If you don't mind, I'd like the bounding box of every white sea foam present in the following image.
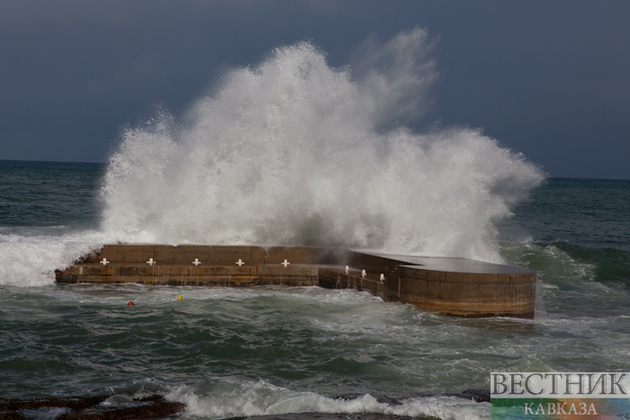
[1,28,543,287]
[167,378,489,420]
[0,230,110,286]
[100,28,543,263]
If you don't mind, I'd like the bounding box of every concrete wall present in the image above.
[57,245,536,318]
[78,244,341,266]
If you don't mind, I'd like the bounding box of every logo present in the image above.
[490,372,630,419]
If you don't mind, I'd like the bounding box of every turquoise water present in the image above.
[1,161,630,420]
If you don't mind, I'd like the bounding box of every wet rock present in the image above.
[0,412,29,420]
[0,389,488,420]
[454,389,490,403]
[0,395,183,420]
[224,414,437,420]
[57,401,184,420]
[0,396,107,411]
[332,389,490,405]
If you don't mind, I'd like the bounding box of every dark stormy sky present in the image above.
[1,1,629,179]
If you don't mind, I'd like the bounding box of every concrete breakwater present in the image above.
[55,245,536,318]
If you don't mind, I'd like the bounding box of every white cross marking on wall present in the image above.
[236,259,245,266]
[147,258,156,266]
[282,259,290,267]
[192,258,201,266]
[100,258,109,266]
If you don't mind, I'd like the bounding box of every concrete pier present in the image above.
[55,245,536,318]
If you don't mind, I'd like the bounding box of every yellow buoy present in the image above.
[176,295,183,301]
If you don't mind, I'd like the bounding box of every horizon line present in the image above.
[1,158,629,182]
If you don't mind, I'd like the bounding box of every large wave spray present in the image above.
[101,28,543,263]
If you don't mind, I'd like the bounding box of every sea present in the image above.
[2,33,630,420]
[2,166,630,420]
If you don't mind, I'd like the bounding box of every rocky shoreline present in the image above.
[226,414,430,420]
[0,390,489,420]
[0,394,184,420]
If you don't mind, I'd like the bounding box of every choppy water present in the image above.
[2,168,630,420]
[2,29,630,420]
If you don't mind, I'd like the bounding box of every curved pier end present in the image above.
[55,245,536,318]
[344,251,536,318]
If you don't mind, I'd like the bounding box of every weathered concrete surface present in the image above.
[56,245,536,318]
